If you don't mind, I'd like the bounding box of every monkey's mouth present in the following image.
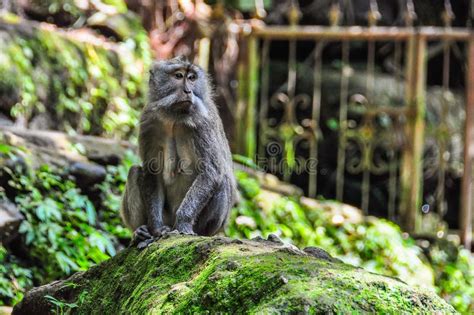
[173,101,193,114]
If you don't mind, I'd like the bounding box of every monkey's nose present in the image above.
[182,91,194,103]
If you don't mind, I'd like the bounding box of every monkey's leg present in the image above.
[174,173,219,235]
[121,166,153,245]
[195,178,232,236]
[141,171,171,237]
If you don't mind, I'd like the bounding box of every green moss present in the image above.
[16,236,456,314]
[227,171,435,289]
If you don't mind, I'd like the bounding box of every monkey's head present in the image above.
[148,56,213,126]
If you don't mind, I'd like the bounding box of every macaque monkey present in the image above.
[121,56,236,244]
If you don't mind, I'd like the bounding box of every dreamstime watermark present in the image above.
[142,141,318,176]
[255,141,318,175]
[143,153,208,175]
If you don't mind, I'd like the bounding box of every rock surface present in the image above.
[13,235,456,314]
[0,198,23,245]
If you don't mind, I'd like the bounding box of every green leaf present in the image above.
[85,200,97,225]
[0,144,13,154]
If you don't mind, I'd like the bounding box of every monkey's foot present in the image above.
[133,225,152,242]
[159,229,196,240]
[166,229,197,236]
[160,230,180,239]
[151,225,172,238]
[130,225,153,249]
[133,226,173,249]
[174,222,197,236]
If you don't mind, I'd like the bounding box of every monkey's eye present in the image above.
[188,73,197,81]
[175,72,184,79]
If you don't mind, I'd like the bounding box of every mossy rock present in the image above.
[13,235,456,314]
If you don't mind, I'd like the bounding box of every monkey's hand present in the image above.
[174,222,197,236]
[133,225,152,242]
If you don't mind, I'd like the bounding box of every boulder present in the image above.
[0,198,23,245]
[13,235,456,314]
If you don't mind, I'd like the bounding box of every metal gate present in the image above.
[234,1,474,248]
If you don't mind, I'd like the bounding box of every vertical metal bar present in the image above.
[436,40,451,217]
[460,36,474,250]
[388,149,397,221]
[388,42,403,221]
[283,38,297,182]
[235,38,249,155]
[287,40,297,103]
[399,34,427,233]
[336,41,350,201]
[245,36,260,158]
[435,0,454,218]
[360,39,376,214]
[258,39,271,159]
[366,41,375,101]
[308,41,324,198]
[361,148,371,214]
[235,38,248,155]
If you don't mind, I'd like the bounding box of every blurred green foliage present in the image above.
[428,241,474,314]
[0,239,33,306]
[0,151,137,305]
[0,12,150,138]
[6,164,117,280]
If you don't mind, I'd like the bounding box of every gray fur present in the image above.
[121,57,237,240]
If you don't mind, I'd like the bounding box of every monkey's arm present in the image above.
[175,168,222,234]
[142,171,170,236]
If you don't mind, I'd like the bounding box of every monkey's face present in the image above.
[148,57,210,124]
